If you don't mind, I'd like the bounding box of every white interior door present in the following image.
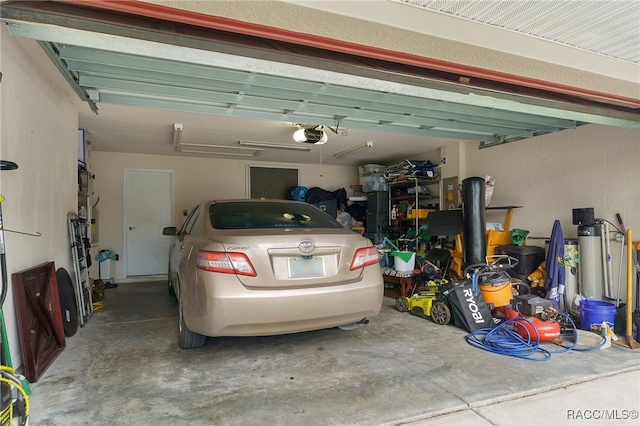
[125,169,173,276]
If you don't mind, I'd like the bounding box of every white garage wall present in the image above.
[0,29,79,367]
[90,151,359,281]
[464,124,640,298]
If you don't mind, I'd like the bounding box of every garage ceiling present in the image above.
[1,1,639,166]
[401,0,639,64]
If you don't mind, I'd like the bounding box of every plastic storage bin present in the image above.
[361,164,386,174]
[407,186,430,195]
[495,245,545,282]
[361,173,388,192]
[406,208,434,219]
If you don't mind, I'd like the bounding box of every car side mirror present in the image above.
[163,226,177,236]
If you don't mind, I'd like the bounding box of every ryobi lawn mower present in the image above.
[395,280,452,325]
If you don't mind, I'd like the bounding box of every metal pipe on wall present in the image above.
[601,222,614,299]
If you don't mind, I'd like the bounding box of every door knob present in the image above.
[129,226,136,230]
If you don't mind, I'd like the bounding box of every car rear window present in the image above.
[210,201,344,229]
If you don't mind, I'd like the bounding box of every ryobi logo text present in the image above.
[463,288,485,324]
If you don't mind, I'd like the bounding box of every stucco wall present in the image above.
[0,27,80,367]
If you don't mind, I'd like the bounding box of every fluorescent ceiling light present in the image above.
[176,143,262,157]
[180,142,258,150]
[178,149,261,157]
[239,140,312,152]
[335,141,373,159]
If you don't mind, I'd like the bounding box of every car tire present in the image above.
[178,297,207,349]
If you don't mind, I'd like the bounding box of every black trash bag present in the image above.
[440,279,495,332]
[305,187,347,209]
[346,202,366,223]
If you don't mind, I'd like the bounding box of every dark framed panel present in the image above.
[12,261,66,382]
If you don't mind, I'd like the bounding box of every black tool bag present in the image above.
[440,279,495,332]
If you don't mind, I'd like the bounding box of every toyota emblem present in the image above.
[299,241,315,254]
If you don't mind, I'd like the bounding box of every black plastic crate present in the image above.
[495,245,545,277]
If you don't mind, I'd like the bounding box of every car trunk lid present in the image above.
[206,228,374,288]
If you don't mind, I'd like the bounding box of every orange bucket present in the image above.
[480,282,513,308]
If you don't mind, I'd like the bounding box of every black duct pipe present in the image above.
[462,177,486,266]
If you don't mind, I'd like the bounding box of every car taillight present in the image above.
[196,250,257,276]
[350,246,379,271]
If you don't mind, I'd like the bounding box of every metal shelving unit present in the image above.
[66,162,96,327]
[388,176,441,245]
[77,165,93,242]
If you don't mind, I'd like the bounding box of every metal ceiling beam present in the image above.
[68,58,575,132]
[60,45,579,131]
[96,92,498,142]
[78,74,536,138]
[36,41,98,114]
[60,46,576,136]
[71,59,575,132]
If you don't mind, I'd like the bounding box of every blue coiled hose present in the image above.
[465,311,605,361]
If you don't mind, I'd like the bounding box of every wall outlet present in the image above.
[615,232,624,242]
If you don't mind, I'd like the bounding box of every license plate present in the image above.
[288,256,325,278]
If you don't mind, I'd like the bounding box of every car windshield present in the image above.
[210,201,343,229]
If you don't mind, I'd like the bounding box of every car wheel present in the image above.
[395,297,409,312]
[178,297,207,349]
[431,301,451,325]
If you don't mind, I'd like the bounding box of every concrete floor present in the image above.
[29,281,639,425]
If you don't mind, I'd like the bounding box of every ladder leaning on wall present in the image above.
[67,212,93,327]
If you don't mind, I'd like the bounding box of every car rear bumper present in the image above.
[184,268,384,337]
